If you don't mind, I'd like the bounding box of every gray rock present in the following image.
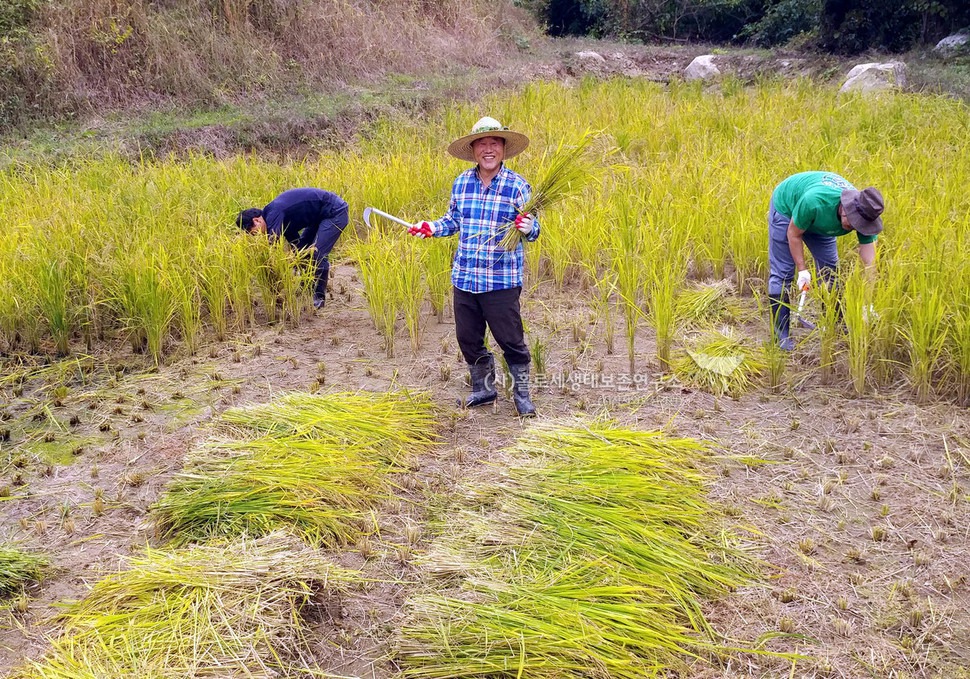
[684,55,720,81]
[840,62,907,93]
[575,51,606,63]
[934,32,969,53]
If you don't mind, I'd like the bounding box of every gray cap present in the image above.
[841,187,884,236]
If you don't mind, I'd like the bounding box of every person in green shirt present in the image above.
[768,171,884,350]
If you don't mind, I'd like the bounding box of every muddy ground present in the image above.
[1,258,968,678]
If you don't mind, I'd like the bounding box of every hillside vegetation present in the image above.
[0,0,536,132]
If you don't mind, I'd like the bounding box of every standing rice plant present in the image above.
[611,188,645,374]
[951,285,970,405]
[647,262,681,372]
[72,248,101,351]
[592,268,617,355]
[15,534,359,679]
[813,278,843,386]
[248,236,281,324]
[170,265,202,356]
[539,212,573,288]
[727,182,766,294]
[107,247,177,363]
[268,238,313,326]
[842,266,873,396]
[34,256,73,356]
[904,273,948,403]
[228,235,256,330]
[198,242,231,342]
[424,238,454,322]
[398,239,425,354]
[0,546,48,596]
[870,267,906,388]
[355,236,401,358]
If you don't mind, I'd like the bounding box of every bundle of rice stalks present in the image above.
[15,533,359,679]
[152,435,386,546]
[499,131,601,251]
[152,390,437,546]
[0,546,48,596]
[220,390,437,464]
[397,418,760,678]
[674,330,765,398]
[675,280,735,327]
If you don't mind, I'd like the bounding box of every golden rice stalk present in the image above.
[0,546,48,596]
[14,533,359,679]
[499,131,600,251]
[220,390,437,464]
[153,390,437,545]
[675,280,734,326]
[398,418,762,678]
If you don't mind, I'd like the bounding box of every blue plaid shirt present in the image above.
[431,165,540,293]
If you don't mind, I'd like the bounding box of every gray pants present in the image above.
[767,199,838,296]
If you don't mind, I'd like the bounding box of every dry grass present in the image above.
[2,0,536,127]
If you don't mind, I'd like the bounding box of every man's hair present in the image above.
[236,208,263,231]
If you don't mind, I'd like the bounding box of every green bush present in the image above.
[738,0,821,47]
[0,0,36,34]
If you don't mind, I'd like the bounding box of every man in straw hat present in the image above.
[767,171,885,350]
[408,116,540,417]
[237,188,349,310]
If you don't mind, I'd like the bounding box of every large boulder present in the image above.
[934,32,969,54]
[840,62,907,94]
[575,50,606,64]
[684,55,720,82]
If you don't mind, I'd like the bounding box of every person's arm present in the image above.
[428,179,466,237]
[858,242,876,269]
[786,219,808,271]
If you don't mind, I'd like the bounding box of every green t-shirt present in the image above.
[772,171,878,245]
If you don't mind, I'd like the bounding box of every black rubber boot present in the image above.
[313,260,330,310]
[769,294,793,351]
[464,354,498,408]
[508,363,536,417]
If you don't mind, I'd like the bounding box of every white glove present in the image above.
[796,269,811,292]
[514,213,535,235]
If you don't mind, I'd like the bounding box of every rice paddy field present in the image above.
[2,75,970,678]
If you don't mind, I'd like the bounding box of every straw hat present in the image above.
[840,187,884,236]
[447,116,530,163]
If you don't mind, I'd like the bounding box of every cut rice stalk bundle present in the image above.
[675,280,734,326]
[15,533,359,679]
[0,546,48,596]
[221,390,437,464]
[398,419,760,678]
[674,330,765,398]
[499,131,602,251]
[152,435,389,546]
[400,569,701,678]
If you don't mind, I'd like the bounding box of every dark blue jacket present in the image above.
[263,188,348,248]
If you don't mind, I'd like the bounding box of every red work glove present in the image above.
[514,213,535,235]
[408,221,434,239]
